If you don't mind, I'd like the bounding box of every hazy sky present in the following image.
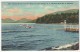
[2,1,79,20]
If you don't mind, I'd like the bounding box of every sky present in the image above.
[1,1,79,20]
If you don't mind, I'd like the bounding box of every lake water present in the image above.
[2,23,79,50]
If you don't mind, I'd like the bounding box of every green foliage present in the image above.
[36,9,79,24]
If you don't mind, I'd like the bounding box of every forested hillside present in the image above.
[36,9,79,24]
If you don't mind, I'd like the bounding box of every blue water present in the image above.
[2,23,79,50]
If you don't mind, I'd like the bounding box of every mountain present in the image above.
[36,9,79,24]
[2,9,79,23]
[2,18,15,23]
[15,18,31,23]
[53,9,79,14]
[2,18,32,23]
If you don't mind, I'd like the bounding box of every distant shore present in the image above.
[2,23,36,24]
[2,23,79,24]
[42,42,79,50]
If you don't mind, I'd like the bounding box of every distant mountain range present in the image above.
[2,18,32,23]
[2,18,15,23]
[15,18,31,23]
[2,9,79,23]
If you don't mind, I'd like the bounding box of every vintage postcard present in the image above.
[1,1,79,51]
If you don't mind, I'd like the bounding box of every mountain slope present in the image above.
[2,18,15,23]
[53,9,79,14]
[36,9,79,24]
[15,18,31,23]
[2,18,33,23]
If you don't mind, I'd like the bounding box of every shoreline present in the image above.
[2,23,36,24]
[42,42,79,50]
[2,23,79,25]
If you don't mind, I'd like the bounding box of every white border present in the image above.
[1,0,79,1]
[0,0,1,51]
[0,0,80,52]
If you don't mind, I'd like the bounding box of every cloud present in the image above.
[44,6,50,10]
[2,15,9,19]
[24,12,33,15]
[2,5,7,9]
[5,8,24,16]
[44,6,55,10]
[39,5,44,8]
[25,5,32,8]
[7,8,22,14]
[44,6,55,14]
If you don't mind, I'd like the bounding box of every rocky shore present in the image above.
[43,42,79,50]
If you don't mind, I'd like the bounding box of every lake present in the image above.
[2,23,79,50]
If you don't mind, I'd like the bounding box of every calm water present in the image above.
[2,23,79,50]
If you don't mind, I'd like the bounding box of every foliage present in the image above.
[36,9,79,24]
